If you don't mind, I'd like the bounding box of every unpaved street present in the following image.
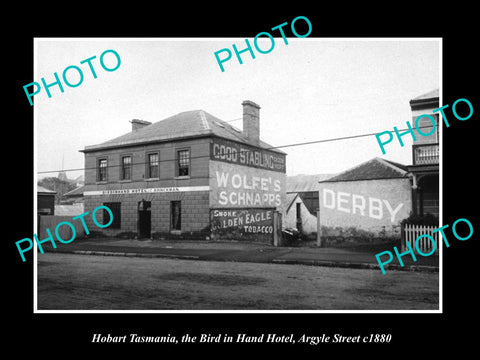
[37,253,439,310]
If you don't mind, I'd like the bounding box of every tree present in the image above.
[38,177,77,204]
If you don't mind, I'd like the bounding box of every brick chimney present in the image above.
[242,100,260,144]
[131,119,152,131]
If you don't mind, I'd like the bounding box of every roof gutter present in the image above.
[79,133,213,153]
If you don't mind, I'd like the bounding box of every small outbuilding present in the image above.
[285,174,333,238]
[285,193,318,238]
[37,185,56,215]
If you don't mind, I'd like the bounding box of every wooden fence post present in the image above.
[400,222,405,252]
[273,211,279,247]
[316,209,322,247]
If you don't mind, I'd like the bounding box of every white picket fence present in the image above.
[402,224,439,255]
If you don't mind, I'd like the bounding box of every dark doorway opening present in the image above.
[296,202,303,233]
[138,200,151,239]
[171,200,181,232]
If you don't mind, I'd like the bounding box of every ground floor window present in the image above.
[103,202,121,229]
[171,201,181,231]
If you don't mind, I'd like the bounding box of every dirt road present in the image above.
[37,253,439,311]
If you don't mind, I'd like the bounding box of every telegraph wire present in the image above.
[266,131,389,150]
[37,125,436,175]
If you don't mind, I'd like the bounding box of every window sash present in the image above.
[98,159,107,182]
[121,156,132,180]
[177,150,189,176]
[147,153,159,178]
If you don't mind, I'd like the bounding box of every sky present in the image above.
[35,38,440,181]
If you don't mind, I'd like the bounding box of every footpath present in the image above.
[43,237,439,273]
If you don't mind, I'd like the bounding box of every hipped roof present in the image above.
[319,157,408,183]
[64,185,85,197]
[82,109,285,154]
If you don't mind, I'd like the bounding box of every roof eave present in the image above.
[80,133,214,153]
[409,97,439,110]
[319,175,409,183]
[81,132,288,155]
[209,134,287,155]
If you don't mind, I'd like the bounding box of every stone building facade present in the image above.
[80,101,286,242]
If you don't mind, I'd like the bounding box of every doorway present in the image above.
[137,200,151,239]
[296,202,303,233]
[171,200,181,232]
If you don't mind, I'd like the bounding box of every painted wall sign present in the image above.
[84,186,210,196]
[210,137,286,173]
[210,161,285,210]
[210,208,274,242]
[322,188,404,223]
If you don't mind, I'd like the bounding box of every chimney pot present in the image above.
[242,100,261,144]
[131,119,152,131]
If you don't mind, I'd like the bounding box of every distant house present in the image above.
[317,157,412,241]
[37,185,56,215]
[407,89,439,218]
[74,174,85,187]
[63,185,85,204]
